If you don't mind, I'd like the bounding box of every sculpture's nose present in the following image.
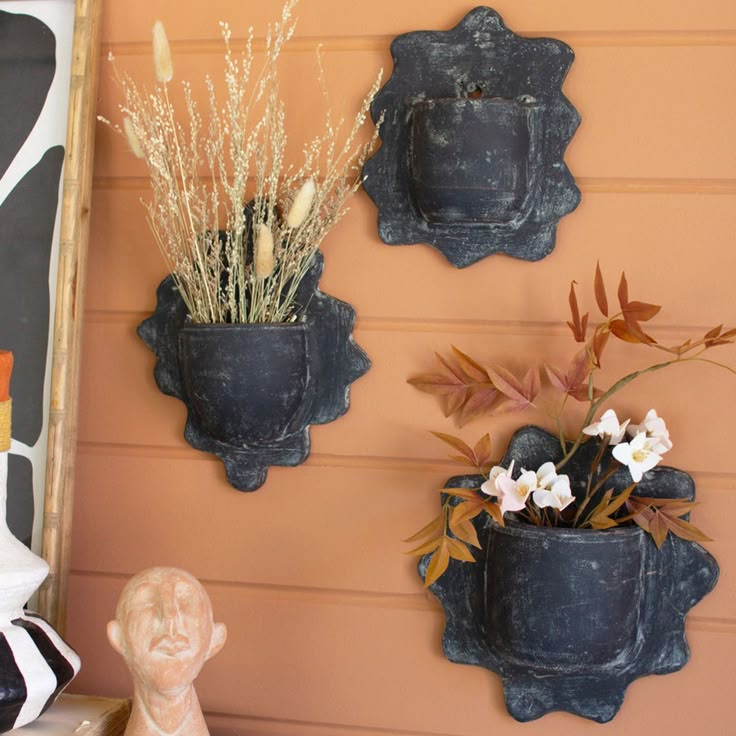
[168,615,178,636]
[161,593,184,635]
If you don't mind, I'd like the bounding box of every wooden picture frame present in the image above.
[36,0,102,632]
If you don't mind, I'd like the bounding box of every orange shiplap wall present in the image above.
[67,1,736,734]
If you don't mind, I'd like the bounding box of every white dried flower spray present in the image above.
[254,224,275,279]
[100,0,382,323]
[286,178,316,229]
[122,117,144,159]
[152,21,173,83]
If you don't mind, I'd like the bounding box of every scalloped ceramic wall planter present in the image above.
[363,7,580,267]
[421,426,719,722]
[138,253,370,491]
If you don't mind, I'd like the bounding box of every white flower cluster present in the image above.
[478,409,672,517]
[480,460,574,515]
[582,408,672,482]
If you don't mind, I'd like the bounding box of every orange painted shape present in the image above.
[0,351,13,401]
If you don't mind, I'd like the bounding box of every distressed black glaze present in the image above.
[410,97,541,224]
[0,146,64,446]
[421,426,719,722]
[363,7,580,267]
[0,633,25,733]
[137,252,370,491]
[179,323,311,446]
[0,10,56,180]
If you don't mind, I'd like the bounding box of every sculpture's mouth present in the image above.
[151,635,190,657]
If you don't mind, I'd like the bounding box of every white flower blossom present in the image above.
[612,431,663,482]
[533,474,575,511]
[582,409,630,445]
[628,409,672,454]
[535,461,559,489]
[480,461,514,497]
[495,468,538,515]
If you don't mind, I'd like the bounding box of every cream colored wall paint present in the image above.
[68,2,736,734]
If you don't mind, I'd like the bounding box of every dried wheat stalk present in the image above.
[99,0,382,323]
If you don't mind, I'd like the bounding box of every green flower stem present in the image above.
[573,459,621,527]
[554,392,571,453]
[556,417,566,454]
[519,505,542,526]
[556,352,734,476]
[589,461,622,498]
[556,358,681,471]
[586,437,609,496]
[691,356,736,376]
[572,493,594,527]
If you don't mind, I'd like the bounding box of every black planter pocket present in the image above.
[179,323,312,446]
[410,97,541,225]
[138,252,370,491]
[484,523,649,671]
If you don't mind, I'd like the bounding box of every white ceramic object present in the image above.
[0,454,81,733]
[0,453,48,619]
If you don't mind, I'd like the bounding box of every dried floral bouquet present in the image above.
[99,0,381,323]
[408,264,736,585]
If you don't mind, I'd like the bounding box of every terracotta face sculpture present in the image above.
[107,567,226,736]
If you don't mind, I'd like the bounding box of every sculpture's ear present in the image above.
[107,620,125,655]
[207,622,227,659]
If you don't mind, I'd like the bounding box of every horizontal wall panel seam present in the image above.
[689,617,736,634]
[202,709,463,736]
[66,570,736,631]
[579,178,736,194]
[102,31,736,54]
[74,441,469,474]
[68,570,435,611]
[91,176,736,194]
[81,309,736,339]
[74,441,736,489]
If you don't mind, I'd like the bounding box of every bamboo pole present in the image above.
[38,0,103,633]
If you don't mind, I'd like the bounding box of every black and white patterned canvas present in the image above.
[0,1,75,553]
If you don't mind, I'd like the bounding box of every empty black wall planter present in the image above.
[137,253,370,491]
[363,7,580,268]
[421,426,718,722]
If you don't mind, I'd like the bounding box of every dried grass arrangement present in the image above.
[100,0,381,323]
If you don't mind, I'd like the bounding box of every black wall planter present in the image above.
[363,7,580,267]
[138,253,370,491]
[421,426,719,722]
